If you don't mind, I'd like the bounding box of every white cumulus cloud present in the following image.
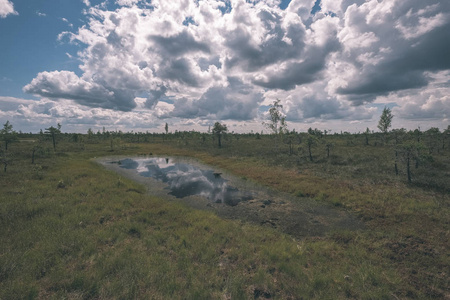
[0,0,17,18]
[21,0,450,132]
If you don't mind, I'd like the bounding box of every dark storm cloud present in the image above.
[224,10,305,72]
[149,30,210,87]
[338,2,450,101]
[23,71,137,111]
[339,23,450,98]
[337,71,429,104]
[148,30,210,57]
[401,100,450,120]
[198,56,221,71]
[169,77,263,120]
[158,58,200,87]
[0,97,35,111]
[301,97,341,119]
[145,86,167,109]
[395,23,450,72]
[253,56,322,90]
[107,30,122,46]
[285,93,374,122]
[254,36,340,90]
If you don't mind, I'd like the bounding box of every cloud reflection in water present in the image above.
[119,158,253,206]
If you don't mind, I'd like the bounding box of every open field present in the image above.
[1,131,449,299]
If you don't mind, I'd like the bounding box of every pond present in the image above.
[117,157,253,206]
[97,156,365,238]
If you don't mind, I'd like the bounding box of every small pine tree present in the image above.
[364,127,370,145]
[212,122,227,148]
[0,121,18,151]
[45,123,62,151]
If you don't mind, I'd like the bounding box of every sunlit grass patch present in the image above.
[1,135,448,299]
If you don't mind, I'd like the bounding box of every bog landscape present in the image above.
[1,117,449,299]
[1,0,450,298]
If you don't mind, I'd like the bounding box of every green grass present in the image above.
[0,134,449,299]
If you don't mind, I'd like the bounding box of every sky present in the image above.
[0,0,449,134]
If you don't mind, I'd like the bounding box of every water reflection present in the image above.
[119,158,253,206]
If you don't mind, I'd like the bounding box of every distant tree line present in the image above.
[1,116,449,185]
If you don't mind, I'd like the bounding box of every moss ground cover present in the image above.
[0,133,448,299]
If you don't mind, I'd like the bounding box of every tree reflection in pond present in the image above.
[119,158,253,206]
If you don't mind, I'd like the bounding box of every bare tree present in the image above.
[306,135,317,162]
[397,142,425,183]
[326,142,333,159]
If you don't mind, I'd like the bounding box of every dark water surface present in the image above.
[118,157,253,206]
[98,156,365,238]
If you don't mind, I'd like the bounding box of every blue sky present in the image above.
[0,0,449,133]
[0,0,83,98]
[1,0,308,99]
